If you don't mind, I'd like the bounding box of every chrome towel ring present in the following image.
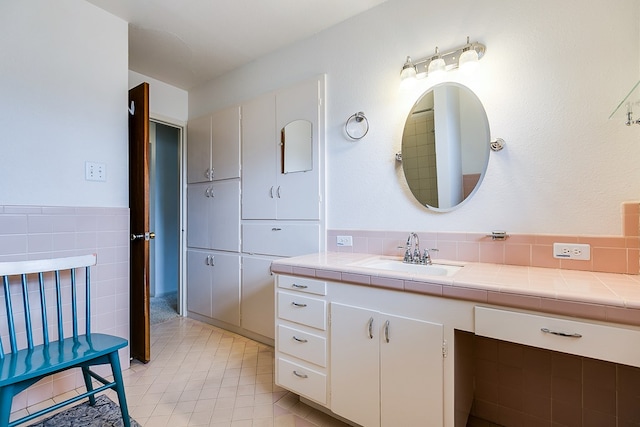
[345,111,369,140]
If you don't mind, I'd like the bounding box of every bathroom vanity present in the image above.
[271,252,640,427]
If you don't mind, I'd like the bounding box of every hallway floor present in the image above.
[22,316,350,427]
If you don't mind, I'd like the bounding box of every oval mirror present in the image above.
[401,82,490,211]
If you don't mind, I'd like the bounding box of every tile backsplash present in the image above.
[0,205,130,412]
[328,202,640,275]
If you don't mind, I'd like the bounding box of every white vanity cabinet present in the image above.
[275,276,329,406]
[186,180,240,252]
[186,249,241,327]
[330,303,444,427]
[241,76,323,221]
[187,105,241,184]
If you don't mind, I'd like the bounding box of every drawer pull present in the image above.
[292,283,308,289]
[291,302,307,308]
[293,370,308,379]
[292,335,308,343]
[541,328,582,338]
[368,317,374,339]
[272,227,282,231]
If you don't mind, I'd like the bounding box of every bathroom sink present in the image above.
[350,257,462,277]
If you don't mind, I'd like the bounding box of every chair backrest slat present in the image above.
[38,272,49,346]
[85,265,91,334]
[21,274,34,350]
[55,270,63,342]
[70,269,78,339]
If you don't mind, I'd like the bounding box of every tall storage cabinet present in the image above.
[241,75,325,341]
[186,105,242,328]
[187,76,325,344]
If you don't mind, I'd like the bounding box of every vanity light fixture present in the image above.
[401,37,486,80]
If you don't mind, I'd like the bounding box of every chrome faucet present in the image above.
[404,232,433,265]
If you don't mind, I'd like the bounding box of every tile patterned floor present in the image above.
[17,316,351,427]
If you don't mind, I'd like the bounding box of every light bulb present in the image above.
[400,56,417,80]
[459,48,479,72]
[427,47,446,79]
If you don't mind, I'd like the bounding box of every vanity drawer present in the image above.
[277,357,327,405]
[278,275,327,296]
[277,291,327,330]
[475,306,640,367]
[277,324,327,367]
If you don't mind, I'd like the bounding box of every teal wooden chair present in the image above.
[0,254,130,427]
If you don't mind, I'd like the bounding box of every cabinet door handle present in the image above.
[205,255,210,265]
[293,370,308,379]
[292,335,308,343]
[368,317,374,339]
[291,302,307,308]
[291,283,308,289]
[205,255,214,267]
[384,320,390,343]
[276,186,281,198]
[269,186,274,198]
[541,328,582,338]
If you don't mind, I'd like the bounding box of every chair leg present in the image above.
[108,351,130,427]
[81,367,96,406]
[0,385,14,427]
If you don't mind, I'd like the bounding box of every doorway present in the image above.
[149,120,183,325]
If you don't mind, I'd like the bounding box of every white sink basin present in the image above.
[350,257,462,277]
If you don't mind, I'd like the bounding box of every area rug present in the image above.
[26,395,141,427]
[150,292,178,325]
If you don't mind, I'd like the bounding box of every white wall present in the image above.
[0,0,129,208]
[129,71,189,123]
[189,0,640,236]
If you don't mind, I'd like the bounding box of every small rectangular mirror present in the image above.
[281,119,312,174]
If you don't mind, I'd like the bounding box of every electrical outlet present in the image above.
[553,243,590,261]
[85,162,106,182]
[336,235,353,247]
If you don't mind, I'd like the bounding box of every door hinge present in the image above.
[442,340,448,358]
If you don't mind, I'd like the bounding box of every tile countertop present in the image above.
[270,252,640,328]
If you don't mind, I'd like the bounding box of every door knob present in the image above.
[131,232,156,241]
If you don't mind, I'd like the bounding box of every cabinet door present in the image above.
[186,249,212,317]
[380,313,444,427]
[275,77,322,220]
[211,105,241,180]
[241,255,276,339]
[209,179,240,252]
[242,93,277,219]
[186,183,211,249]
[330,303,380,427]
[187,114,212,184]
[211,252,241,327]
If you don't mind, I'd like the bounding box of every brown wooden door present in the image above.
[129,82,151,363]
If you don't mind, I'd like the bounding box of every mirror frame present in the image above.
[401,82,490,212]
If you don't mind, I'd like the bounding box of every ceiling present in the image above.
[86,0,389,90]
